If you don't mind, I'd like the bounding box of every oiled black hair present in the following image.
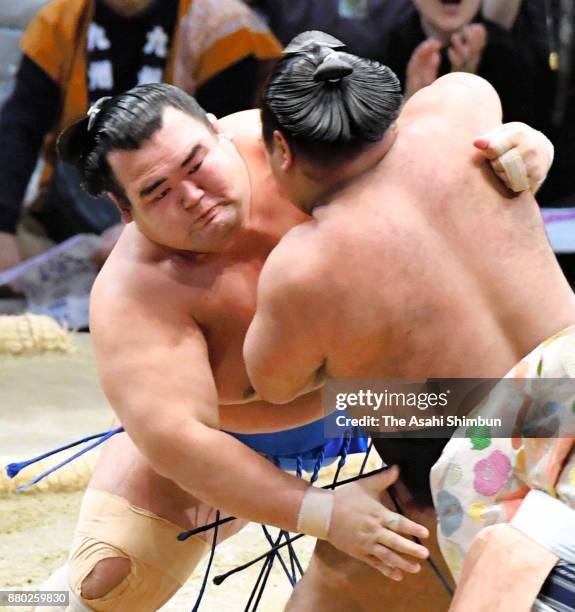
[261,31,403,164]
[57,83,212,203]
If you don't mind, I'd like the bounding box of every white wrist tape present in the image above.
[296,487,334,539]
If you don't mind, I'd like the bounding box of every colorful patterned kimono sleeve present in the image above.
[430,324,575,581]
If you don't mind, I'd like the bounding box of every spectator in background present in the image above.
[0,0,282,272]
[0,2,51,107]
[509,0,574,208]
[484,0,575,286]
[248,0,413,60]
[385,0,537,125]
[253,1,539,126]
[482,0,523,29]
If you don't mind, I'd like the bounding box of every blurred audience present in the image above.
[0,0,282,272]
[0,2,50,107]
[252,0,574,287]
[385,0,537,124]
[248,0,413,60]
[2,0,574,286]
[487,0,575,285]
[482,0,523,29]
[511,0,574,208]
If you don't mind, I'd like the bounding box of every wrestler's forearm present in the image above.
[130,409,433,574]
[144,420,308,531]
[219,394,326,433]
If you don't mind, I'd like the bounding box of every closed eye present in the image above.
[188,161,203,175]
[153,188,171,202]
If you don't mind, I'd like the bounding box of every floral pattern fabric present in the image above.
[430,324,575,581]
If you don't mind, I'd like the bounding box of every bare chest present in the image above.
[173,250,268,402]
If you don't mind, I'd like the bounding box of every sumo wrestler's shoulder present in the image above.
[258,221,332,307]
[217,109,261,140]
[433,73,501,111]
[90,232,171,327]
[402,73,502,131]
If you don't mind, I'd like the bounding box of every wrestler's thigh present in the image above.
[62,431,243,611]
[287,499,452,612]
[88,429,241,539]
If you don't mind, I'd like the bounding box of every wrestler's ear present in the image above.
[107,192,133,223]
[272,130,293,171]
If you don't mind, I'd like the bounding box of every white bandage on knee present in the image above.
[66,489,209,612]
[296,487,334,539]
[499,148,530,191]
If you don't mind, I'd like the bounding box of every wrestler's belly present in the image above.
[218,389,326,433]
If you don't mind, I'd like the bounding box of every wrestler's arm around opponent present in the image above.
[89,268,430,579]
[78,84,431,578]
[244,72,554,405]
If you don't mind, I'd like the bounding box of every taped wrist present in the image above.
[296,486,334,539]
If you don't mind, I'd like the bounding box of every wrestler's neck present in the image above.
[299,127,397,216]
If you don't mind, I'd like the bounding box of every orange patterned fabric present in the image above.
[174,0,283,93]
[19,0,282,192]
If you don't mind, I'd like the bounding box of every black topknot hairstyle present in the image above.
[261,31,403,163]
[57,83,212,202]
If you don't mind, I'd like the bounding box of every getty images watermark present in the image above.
[322,378,575,439]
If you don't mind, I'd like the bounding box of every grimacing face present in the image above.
[413,0,482,35]
[107,106,251,253]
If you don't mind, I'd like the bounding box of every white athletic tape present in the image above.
[384,514,402,531]
[296,486,334,539]
[498,148,529,192]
